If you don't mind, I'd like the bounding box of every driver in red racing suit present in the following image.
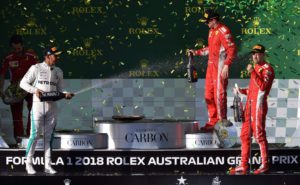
[230,44,275,175]
[189,9,237,132]
[0,35,38,142]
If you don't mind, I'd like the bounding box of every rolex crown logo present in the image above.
[195,38,205,48]
[252,17,261,27]
[64,179,71,185]
[83,0,91,5]
[83,38,93,48]
[27,17,37,27]
[138,17,148,27]
[139,59,149,69]
[197,0,204,5]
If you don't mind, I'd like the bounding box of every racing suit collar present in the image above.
[211,23,222,30]
[43,61,55,69]
[255,60,266,66]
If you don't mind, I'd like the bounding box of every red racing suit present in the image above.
[238,61,275,167]
[0,50,38,138]
[195,23,237,126]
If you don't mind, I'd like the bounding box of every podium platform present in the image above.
[1,119,299,184]
[18,132,108,150]
[93,118,200,149]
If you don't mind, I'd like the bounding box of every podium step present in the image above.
[19,131,108,150]
[94,119,199,149]
[185,133,218,149]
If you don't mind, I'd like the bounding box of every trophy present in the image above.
[187,52,198,83]
[214,119,238,148]
[1,82,28,105]
[230,83,244,122]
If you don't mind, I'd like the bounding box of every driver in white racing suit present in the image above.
[20,47,73,174]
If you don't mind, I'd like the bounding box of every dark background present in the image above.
[0,0,299,79]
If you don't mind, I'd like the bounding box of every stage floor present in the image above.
[0,173,299,185]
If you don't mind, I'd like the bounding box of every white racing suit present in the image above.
[20,62,63,165]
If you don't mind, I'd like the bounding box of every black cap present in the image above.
[10,34,23,45]
[251,44,265,53]
[44,47,63,56]
[199,9,219,23]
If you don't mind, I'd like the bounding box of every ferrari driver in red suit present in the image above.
[189,9,237,132]
[230,44,275,175]
[0,35,38,142]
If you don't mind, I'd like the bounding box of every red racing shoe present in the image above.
[229,166,248,175]
[253,164,269,175]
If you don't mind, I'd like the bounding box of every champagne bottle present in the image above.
[40,91,74,102]
[187,52,198,83]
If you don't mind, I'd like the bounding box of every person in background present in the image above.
[189,9,237,132]
[0,34,38,143]
[230,44,274,175]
